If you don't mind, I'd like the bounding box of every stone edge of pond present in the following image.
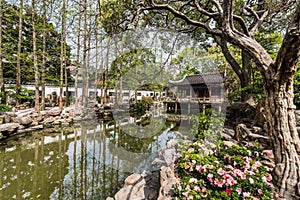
[0,106,100,140]
[106,137,192,200]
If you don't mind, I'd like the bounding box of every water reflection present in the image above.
[0,115,178,200]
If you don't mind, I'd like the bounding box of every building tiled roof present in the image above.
[169,73,224,86]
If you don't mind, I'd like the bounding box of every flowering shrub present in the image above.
[173,141,274,200]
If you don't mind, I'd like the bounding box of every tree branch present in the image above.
[274,2,300,81]
[141,0,222,36]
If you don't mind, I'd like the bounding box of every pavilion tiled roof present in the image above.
[169,73,224,86]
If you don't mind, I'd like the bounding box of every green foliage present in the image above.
[173,141,274,200]
[2,1,71,84]
[136,96,154,115]
[190,109,224,142]
[295,66,300,108]
[229,71,265,102]
[7,86,34,104]
[0,104,11,112]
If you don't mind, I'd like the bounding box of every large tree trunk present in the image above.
[240,50,253,102]
[264,76,300,199]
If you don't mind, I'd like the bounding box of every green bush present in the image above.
[173,141,274,200]
[0,104,11,112]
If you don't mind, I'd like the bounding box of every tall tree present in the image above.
[41,0,47,110]
[75,0,82,109]
[16,0,23,106]
[59,0,67,110]
[0,0,4,104]
[81,0,88,107]
[101,1,300,198]
[31,0,39,112]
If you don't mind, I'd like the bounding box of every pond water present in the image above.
[0,111,184,200]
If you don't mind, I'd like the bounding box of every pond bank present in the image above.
[0,105,109,140]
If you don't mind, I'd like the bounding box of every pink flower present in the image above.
[194,185,200,192]
[248,142,254,147]
[267,182,275,188]
[187,196,193,200]
[266,173,272,181]
[243,192,251,198]
[207,173,213,182]
[191,160,196,166]
[258,189,263,194]
[217,168,226,176]
[223,174,237,186]
[196,165,203,173]
[189,178,198,184]
[188,147,194,153]
[186,185,191,191]
[182,191,189,197]
[202,186,206,193]
[185,155,190,160]
[236,187,242,195]
[225,188,232,194]
[214,178,225,187]
[233,169,246,179]
[226,165,234,170]
[249,178,254,184]
[184,163,190,169]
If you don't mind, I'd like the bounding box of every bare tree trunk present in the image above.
[32,0,39,112]
[102,38,111,105]
[59,0,66,110]
[41,0,46,110]
[16,0,23,106]
[0,0,4,104]
[85,2,93,107]
[94,25,99,103]
[75,0,82,109]
[82,0,88,108]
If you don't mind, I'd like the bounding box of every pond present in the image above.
[0,111,185,200]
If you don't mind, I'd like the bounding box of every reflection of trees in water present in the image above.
[105,117,168,153]
[0,131,70,200]
[0,116,177,200]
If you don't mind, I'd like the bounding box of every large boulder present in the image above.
[0,123,20,133]
[15,116,33,126]
[47,107,61,116]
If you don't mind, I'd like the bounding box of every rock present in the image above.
[166,139,178,149]
[114,185,133,200]
[234,123,252,141]
[263,150,274,161]
[0,123,20,133]
[31,125,43,130]
[4,113,12,123]
[297,127,300,134]
[15,116,33,125]
[248,133,270,145]
[161,148,177,166]
[106,198,114,200]
[158,166,176,200]
[48,107,61,116]
[125,174,141,186]
[151,158,167,171]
